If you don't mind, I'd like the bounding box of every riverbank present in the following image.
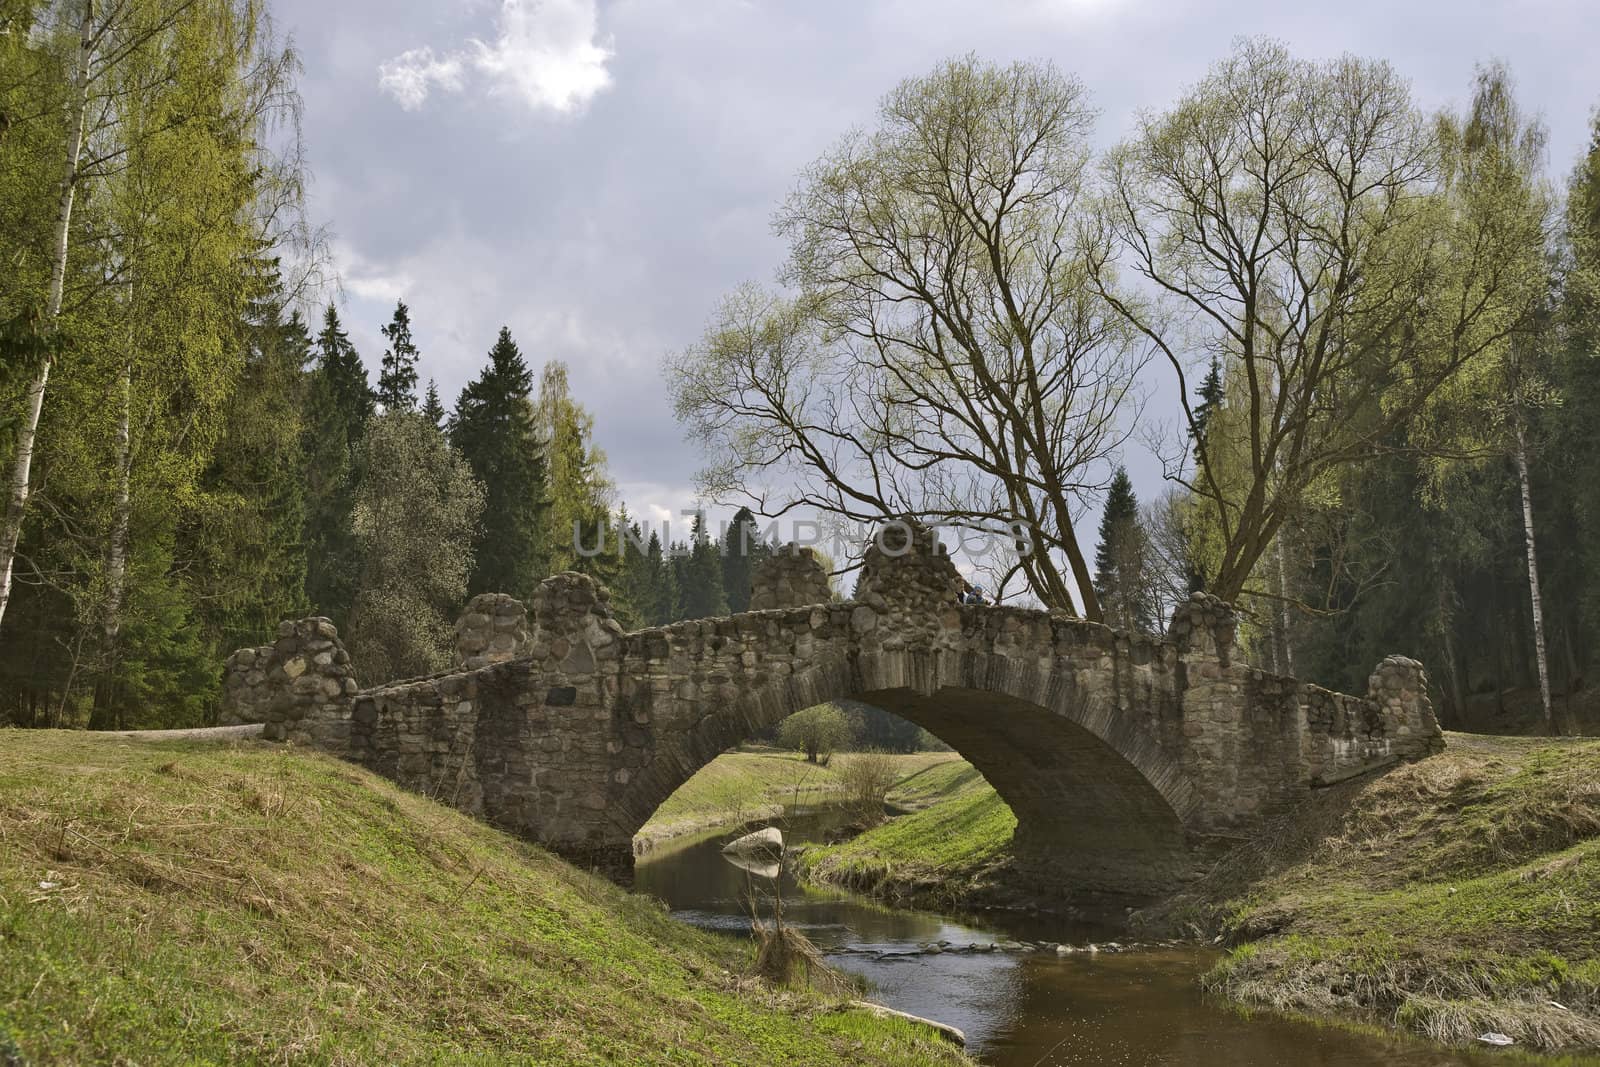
[634,747,958,853]
[1147,733,1600,1054]
[799,733,1600,1057]
[0,732,969,1066]
[796,758,1023,911]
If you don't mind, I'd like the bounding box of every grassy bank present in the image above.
[0,732,969,1066]
[798,758,1020,910]
[635,747,957,851]
[1150,734,1600,1054]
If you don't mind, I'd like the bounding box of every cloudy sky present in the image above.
[272,0,1597,536]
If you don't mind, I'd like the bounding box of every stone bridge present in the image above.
[223,525,1443,899]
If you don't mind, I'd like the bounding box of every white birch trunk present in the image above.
[1513,416,1554,734]
[0,1,95,630]
[104,359,132,645]
[1275,531,1294,677]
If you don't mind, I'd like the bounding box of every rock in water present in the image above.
[721,826,783,856]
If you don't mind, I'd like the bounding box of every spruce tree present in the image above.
[377,300,420,411]
[1094,467,1155,633]
[1189,356,1223,466]
[198,302,313,653]
[303,305,374,629]
[721,506,769,612]
[613,513,653,630]
[644,530,674,625]
[1559,111,1600,665]
[421,379,446,427]
[449,327,549,600]
[678,513,729,619]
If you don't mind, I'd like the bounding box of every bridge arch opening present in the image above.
[613,651,1197,899]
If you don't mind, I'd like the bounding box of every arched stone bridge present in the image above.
[223,525,1443,899]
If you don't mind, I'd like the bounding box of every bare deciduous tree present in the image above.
[668,56,1148,618]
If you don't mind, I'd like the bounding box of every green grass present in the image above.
[1189,734,1600,1053]
[637,748,958,848]
[0,731,970,1066]
[799,759,1017,908]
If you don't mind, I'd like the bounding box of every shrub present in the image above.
[837,750,898,825]
[777,704,852,763]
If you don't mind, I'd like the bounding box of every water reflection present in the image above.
[633,809,1500,1066]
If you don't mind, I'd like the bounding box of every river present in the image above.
[634,807,1502,1066]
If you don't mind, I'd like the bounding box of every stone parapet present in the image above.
[225,523,1447,898]
[749,545,832,610]
[454,592,531,669]
[220,644,276,726]
[257,618,359,753]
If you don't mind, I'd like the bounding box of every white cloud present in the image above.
[331,240,415,306]
[378,0,612,113]
[378,48,467,111]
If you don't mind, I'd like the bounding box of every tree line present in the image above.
[0,2,758,728]
[673,44,1600,733]
[7,12,1598,735]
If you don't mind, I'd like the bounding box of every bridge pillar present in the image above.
[1366,655,1446,759]
[511,572,631,874]
[228,618,359,753]
[851,520,964,694]
[220,643,276,726]
[1168,592,1238,666]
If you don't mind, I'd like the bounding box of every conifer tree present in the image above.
[1189,356,1223,467]
[1561,110,1600,652]
[450,327,548,600]
[303,305,374,629]
[678,513,729,619]
[196,302,313,653]
[421,379,445,427]
[377,300,420,411]
[644,529,674,625]
[1093,467,1155,633]
[721,506,769,612]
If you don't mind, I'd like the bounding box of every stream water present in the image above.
[634,807,1501,1066]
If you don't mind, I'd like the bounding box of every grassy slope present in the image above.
[798,758,1018,909]
[0,732,969,1067]
[637,748,958,849]
[1165,734,1600,1053]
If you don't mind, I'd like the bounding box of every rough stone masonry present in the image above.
[223,523,1444,899]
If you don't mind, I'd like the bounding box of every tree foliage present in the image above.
[346,412,484,684]
[450,327,548,602]
[777,703,851,764]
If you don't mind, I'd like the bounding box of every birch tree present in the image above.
[0,0,304,634]
[1420,64,1558,731]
